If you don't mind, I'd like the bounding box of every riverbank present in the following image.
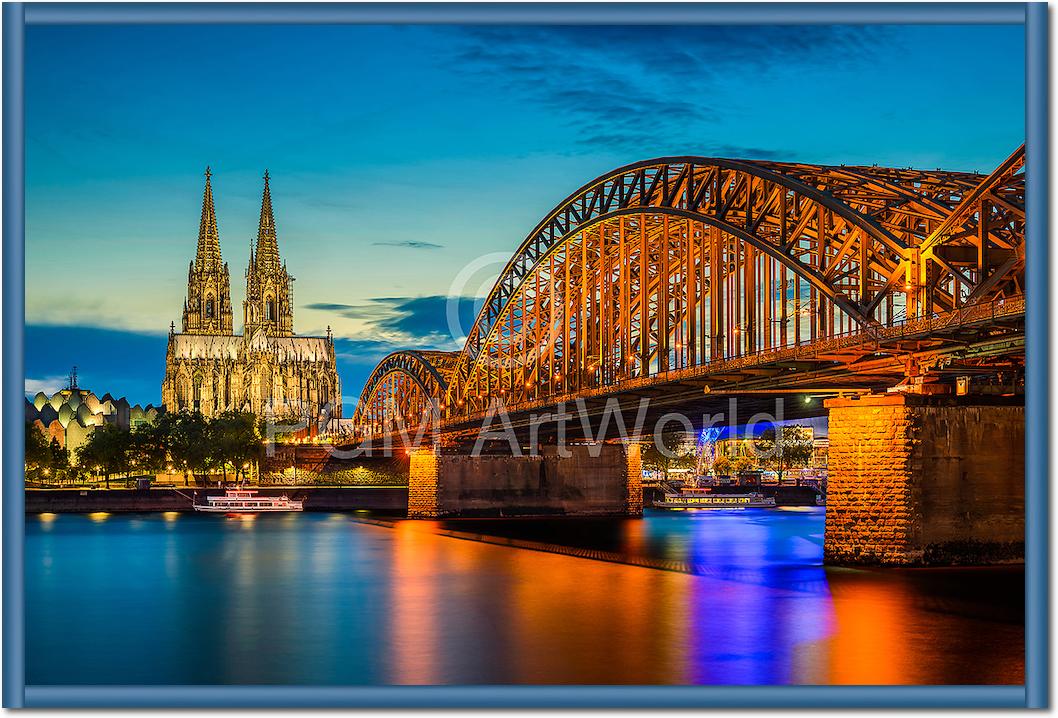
[27,485,818,514]
[24,487,408,514]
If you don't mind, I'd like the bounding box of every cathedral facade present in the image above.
[162,170,341,425]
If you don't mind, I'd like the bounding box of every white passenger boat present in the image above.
[654,487,776,509]
[193,489,303,513]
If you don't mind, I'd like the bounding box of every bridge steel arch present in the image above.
[352,350,458,439]
[441,147,1025,419]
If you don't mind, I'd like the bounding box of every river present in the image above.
[25,508,1023,685]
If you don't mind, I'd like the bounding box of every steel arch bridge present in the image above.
[352,146,1025,438]
[354,350,457,440]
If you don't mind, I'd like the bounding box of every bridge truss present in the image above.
[352,146,1025,438]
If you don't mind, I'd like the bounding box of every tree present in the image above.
[128,420,170,477]
[642,426,697,481]
[25,422,50,482]
[208,412,261,485]
[169,411,212,486]
[711,453,732,478]
[752,426,815,486]
[710,451,753,481]
[76,423,130,488]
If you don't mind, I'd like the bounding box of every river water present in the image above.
[25,508,1023,685]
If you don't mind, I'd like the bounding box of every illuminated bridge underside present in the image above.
[353,146,1025,439]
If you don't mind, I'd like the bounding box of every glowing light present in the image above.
[38,512,57,523]
[88,512,110,523]
[162,511,180,523]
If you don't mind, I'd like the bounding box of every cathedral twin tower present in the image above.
[162,170,341,424]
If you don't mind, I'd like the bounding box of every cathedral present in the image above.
[162,169,341,425]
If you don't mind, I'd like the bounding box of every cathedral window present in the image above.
[266,299,276,321]
[205,297,215,319]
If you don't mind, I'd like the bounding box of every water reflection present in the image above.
[389,521,441,684]
[25,510,1023,686]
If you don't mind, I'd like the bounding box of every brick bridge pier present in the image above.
[403,394,1023,566]
[408,443,643,519]
[824,394,1024,565]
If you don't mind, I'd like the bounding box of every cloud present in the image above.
[25,375,69,397]
[307,294,483,353]
[372,240,443,250]
[444,25,890,156]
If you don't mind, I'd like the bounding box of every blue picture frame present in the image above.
[3,2,1048,708]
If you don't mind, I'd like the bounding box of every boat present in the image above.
[653,486,776,509]
[192,489,303,513]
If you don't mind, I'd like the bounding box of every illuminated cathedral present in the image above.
[162,169,341,425]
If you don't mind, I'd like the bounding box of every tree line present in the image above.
[26,411,263,488]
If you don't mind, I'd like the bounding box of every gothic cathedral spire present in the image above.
[182,167,233,334]
[244,170,294,336]
[255,169,281,267]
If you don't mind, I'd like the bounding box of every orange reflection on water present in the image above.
[388,520,442,684]
[506,549,691,683]
[815,569,1024,685]
[818,571,912,684]
[384,520,697,684]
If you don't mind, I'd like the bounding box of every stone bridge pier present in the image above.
[408,442,643,519]
[824,394,1024,565]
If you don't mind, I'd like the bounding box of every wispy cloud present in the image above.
[372,240,443,250]
[446,25,890,156]
[306,294,482,358]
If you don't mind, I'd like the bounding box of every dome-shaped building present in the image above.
[25,377,161,463]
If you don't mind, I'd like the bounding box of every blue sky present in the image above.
[24,23,1025,407]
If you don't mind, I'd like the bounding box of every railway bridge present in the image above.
[348,146,1026,564]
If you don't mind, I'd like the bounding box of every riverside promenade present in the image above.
[24,487,408,513]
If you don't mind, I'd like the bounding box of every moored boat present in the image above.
[654,487,776,509]
[193,489,303,513]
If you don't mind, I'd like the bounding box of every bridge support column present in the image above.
[824,394,1024,565]
[625,442,644,516]
[407,444,440,518]
[405,444,638,518]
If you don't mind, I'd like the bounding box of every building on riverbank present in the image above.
[25,374,159,460]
